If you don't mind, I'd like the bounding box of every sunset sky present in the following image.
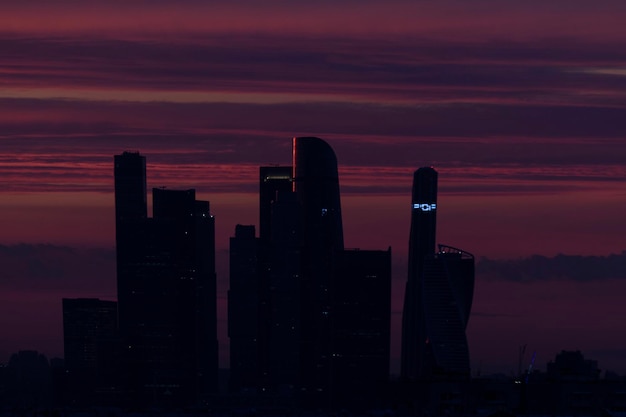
[1,0,626,376]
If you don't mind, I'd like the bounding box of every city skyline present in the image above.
[1,1,626,378]
[2,142,625,377]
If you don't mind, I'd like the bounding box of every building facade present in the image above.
[228,224,260,393]
[401,167,474,381]
[114,152,218,407]
[420,245,474,379]
[62,298,118,404]
[227,138,391,409]
[401,167,439,381]
[292,137,345,401]
[331,248,392,409]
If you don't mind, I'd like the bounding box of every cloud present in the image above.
[0,244,115,295]
[586,348,626,361]
[3,35,626,108]
[2,33,626,197]
[1,1,625,41]
[477,252,626,282]
[2,100,625,197]
[2,92,626,195]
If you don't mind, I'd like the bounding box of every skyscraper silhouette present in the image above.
[224,138,393,410]
[114,152,147,225]
[228,224,260,393]
[401,167,474,381]
[401,167,438,380]
[292,137,344,400]
[420,245,474,379]
[292,137,344,252]
[228,167,298,395]
[62,298,118,405]
[259,166,292,244]
[227,138,391,409]
[114,152,218,407]
[258,166,293,390]
[62,298,117,377]
[331,248,392,408]
[266,188,300,395]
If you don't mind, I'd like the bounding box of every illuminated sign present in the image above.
[413,203,437,211]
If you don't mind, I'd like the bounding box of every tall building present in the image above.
[400,167,474,381]
[114,152,147,225]
[114,152,218,407]
[228,224,260,393]
[407,167,438,273]
[62,298,118,404]
[420,245,474,379]
[227,167,295,394]
[227,138,392,409]
[62,298,118,374]
[292,137,344,252]
[114,152,148,357]
[267,190,301,395]
[258,166,293,390]
[331,248,392,409]
[401,167,438,380]
[292,137,344,400]
[259,166,292,244]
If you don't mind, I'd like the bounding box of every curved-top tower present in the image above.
[230,137,391,408]
[292,136,344,251]
[292,136,344,396]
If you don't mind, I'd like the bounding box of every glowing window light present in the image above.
[412,203,437,211]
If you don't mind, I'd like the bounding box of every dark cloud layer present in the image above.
[2,0,626,41]
[4,98,626,142]
[0,244,115,294]
[3,35,626,105]
[4,242,625,295]
[478,252,626,282]
[2,32,626,197]
[2,93,625,196]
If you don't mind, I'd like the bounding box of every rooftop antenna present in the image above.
[518,344,527,378]
[526,351,537,383]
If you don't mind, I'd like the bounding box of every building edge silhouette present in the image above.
[49,143,488,414]
[227,137,392,411]
[113,152,218,408]
[401,167,475,382]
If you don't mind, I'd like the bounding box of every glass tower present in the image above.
[401,167,438,380]
[401,167,474,381]
[292,137,344,398]
[114,153,218,406]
